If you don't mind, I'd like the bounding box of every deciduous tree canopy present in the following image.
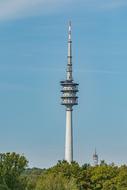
[0,152,28,190]
[0,153,127,190]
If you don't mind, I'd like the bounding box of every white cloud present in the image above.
[95,0,127,10]
[0,0,127,21]
[0,0,69,21]
[75,0,127,11]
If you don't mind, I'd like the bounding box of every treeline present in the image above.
[0,152,127,190]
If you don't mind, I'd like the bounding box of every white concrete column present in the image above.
[65,109,73,163]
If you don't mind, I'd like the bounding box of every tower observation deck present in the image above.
[60,22,79,163]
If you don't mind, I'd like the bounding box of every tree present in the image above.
[24,168,44,190]
[36,173,79,190]
[1,154,127,190]
[115,165,127,189]
[0,184,10,190]
[90,164,118,190]
[0,152,28,190]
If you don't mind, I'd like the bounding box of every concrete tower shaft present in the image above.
[65,109,73,162]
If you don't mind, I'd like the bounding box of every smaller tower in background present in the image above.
[93,149,98,166]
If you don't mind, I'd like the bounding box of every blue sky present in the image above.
[0,0,127,168]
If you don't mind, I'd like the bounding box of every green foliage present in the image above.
[0,152,28,190]
[1,153,127,190]
[24,168,44,190]
[90,165,118,189]
[0,184,10,190]
[34,161,127,190]
[36,161,79,190]
[36,173,78,190]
